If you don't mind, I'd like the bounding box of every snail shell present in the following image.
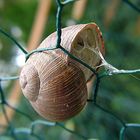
[20,23,104,122]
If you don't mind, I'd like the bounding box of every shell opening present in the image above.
[71,25,104,80]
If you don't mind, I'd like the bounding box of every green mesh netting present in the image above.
[0,0,140,140]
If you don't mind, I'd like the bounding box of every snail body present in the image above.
[20,23,104,122]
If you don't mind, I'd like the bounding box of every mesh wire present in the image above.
[0,0,140,140]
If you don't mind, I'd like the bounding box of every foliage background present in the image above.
[0,0,140,140]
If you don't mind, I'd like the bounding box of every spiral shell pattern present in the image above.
[20,23,104,122]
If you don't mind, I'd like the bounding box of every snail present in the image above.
[20,23,105,122]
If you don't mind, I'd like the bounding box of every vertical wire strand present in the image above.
[56,0,63,48]
[0,82,18,140]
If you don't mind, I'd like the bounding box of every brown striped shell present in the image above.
[20,23,105,122]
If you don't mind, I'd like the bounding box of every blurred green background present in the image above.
[0,0,140,140]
